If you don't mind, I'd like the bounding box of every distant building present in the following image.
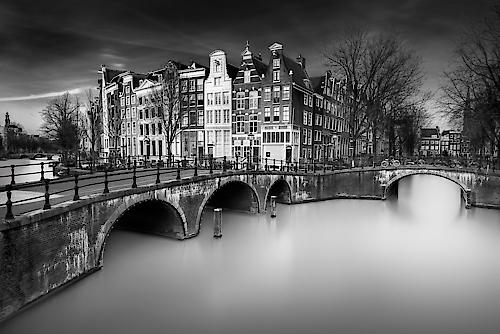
[440,130,461,157]
[419,127,440,156]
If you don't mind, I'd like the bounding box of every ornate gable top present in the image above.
[268,42,283,52]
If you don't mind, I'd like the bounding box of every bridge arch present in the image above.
[384,170,471,208]
[97,196,188,266]
[194,179,261,234]
[265,178,292,209]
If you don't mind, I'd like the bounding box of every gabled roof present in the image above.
[226,63,239,79]
[282,55,311,90]
[252,56,268,77]
[310,76,324,94]
[103,68,126,83]
[421,128,440,137]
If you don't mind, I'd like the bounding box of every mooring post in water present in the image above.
[270,195,277,218]
[213,208,222,238]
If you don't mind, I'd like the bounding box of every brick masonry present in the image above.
[1,167,499,322]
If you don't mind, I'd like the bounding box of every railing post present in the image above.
[273,159,276,171]
[5,185,14,220]
[73,174,80,201]
[280,160,283,171]
[40,162,45,181]
[223,156,227,172]
[194,157,198,177]
[236,156,239,170]
[132,161,137,188]
[287,162,290,172]
[209,157,213,174]
[295,163,298,172]
[265,158,268,171]
[176,161,181,180]
[213,208,222,238]
[127,156,131,170]
[156,161,161,184]
[323,163,326,173]
[103,169,109,194]
[43,179,51,210]
[10,165,15,185]
[313,162,316,173]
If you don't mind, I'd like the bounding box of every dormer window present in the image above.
[273,58,280,68]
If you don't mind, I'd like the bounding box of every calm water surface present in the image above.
[2,174,500,333]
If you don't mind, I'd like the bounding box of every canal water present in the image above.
[1,174,500,333]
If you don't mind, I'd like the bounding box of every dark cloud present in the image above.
[0,0,496,132]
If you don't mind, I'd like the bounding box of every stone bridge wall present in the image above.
[1,168,499,322]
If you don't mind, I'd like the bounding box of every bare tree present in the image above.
[324,28,425,161]
[81,89,101,172]
[440,7,500,162]
[147,61,181,165]
[41,92,80,164]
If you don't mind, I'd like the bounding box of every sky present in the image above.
[0,0,496,133]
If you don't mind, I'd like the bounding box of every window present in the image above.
[126,108,130,118]
[182,95,188,107]
[189,95,196,107]
[283,85,290,100]
[197,93,203,106]
[236,115,245,133]
[273,70,280,82]
[214,77,221,86]
[121,97,125,106]
[183,114,188,126]
[151,123,156,135]
[207,110,213,124]
[127,122,131,135]
[215,93,221,105]
[145,124,149,135]
[249,114,258,133]
[303,129,308,144]
[244,70,251,83]
[132,107,136,118]
[308,129,312,145]
[249,90,258,109]
[236,92,245,109]
[121,109,125,118]
[223,92,229,104]
[140,124,144,136]
[308,112,312,126]
[131,95,136,104]
[309,95,313,107]
[264,107,271,122]
[189,79,196,92]
[214,60,221,72]
[126,96,130,105]
[273,86,280,103]
[196,78,204,91]
[207,93,213,105]
[198,111,204,125]
[132,122,136,134]
[223,109,230,123]
[139,97,143,105]
[273,106,280,122]
[273,58,280,68]
[215,110,221,123]
[158,122,162,134]
[283,106,290,123]
[181,80,188,92]
[303,111,308,125]
[304,94,308,105]
[139,110,143,119]
[126,86,130,94]
[264,87,271,101]
[150,108,155,118]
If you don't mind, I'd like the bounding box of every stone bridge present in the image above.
[1,167,500,322]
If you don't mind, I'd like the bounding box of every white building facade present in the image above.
[204,50,234,158]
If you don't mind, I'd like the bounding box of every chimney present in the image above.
[296,54,306,69]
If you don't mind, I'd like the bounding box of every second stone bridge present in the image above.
[1,167,500,322]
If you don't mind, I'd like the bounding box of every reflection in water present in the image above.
[1,175,500,334]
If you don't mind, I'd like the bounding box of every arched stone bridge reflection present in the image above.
[1,166,500,322]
